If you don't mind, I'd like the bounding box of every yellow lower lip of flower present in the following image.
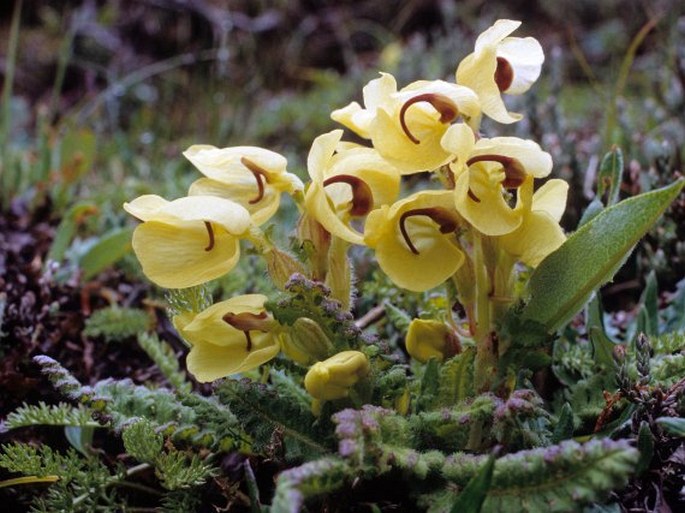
[179,295,281,382]
[186,338,280,382]
[364,191,465,292]
[453,168,523,236]
[132,221,241,289]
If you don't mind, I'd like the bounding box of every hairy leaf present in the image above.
[80,226,134,280]
[83,306,152,343]
[522,179,685,332]
[437,349,475,406]
[4,402,97,430]
[442,439,639,513]
[449,452,496,513]
[597,146,624,207]
[271,457,353,513]
[137,332,191,393]
[215,378,330,460]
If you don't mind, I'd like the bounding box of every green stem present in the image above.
[0,0,23,206]
[473,232,496,392]
[325,236,352,311]
[114,480,163,497]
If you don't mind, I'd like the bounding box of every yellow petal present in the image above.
[180,295,280,382]
[189,177,281,226]
[123,195,171,221]
[132,220,240,288]
[499,210,566,267]
[364,191,465,292]
[440,123,477,175]
[472,137,552,178]
[531,178,568,222]
[186,339,280,382]
[182,295,270,346]
[183,145,288,182]
[152,195,251,235]
[326,148,400,207]
[454,166,522,236]
[405,319,460,363]
[372,107,453,173]
[395,79,482,127]
[304,181,364,245]
[307,130,344,182]
[457,47,520,124]
[456,19,530,124]
[474,19,521,50]
[497,37,544,95]
[304,350,370,401]
[331,101,371,139]
[362,72,397,110]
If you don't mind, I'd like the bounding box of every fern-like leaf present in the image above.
[137,332,191,393]
[441,439,639,513]
[436,348,475,406]
[3,402,97,430]
[34,356,248,451]
[271,457,353,513]
[83,306,152,342]
[215,378,330,460]
[155,451,217,491]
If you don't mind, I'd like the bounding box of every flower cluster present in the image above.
[124,19,568,400]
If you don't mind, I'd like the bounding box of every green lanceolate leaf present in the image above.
[587,294,619,368]
[449,452,496,513]
[578,197,604,228]
[47,202,98,264]
[597,146,624,207]
[80,226,134,280]
[635,270,658,338]
[635,421,654,475]
[552,403,575,443]
[522,179,685,333]
[64,426,95,457]
[656,417,685,437]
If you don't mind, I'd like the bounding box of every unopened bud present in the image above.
[405,319,461,363]
[281,317,333,365]
[304,350,370,401]
[297,213,331,281]
[263,246,305,290]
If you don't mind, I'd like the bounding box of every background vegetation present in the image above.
[1,0,684,511]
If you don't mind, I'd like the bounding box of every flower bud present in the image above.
[297,212,331,281]
[304,350,370,401]
[280,317,333,365]
[405,319,461,363]
[263,246,306,290]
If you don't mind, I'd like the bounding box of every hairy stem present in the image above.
[473,232,496,392]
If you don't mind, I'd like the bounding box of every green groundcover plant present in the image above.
[2,19,684,512]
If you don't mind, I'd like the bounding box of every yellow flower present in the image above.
[184,145,303,226]
[364,190,465,292]
[405,319,461,363]
[304,350,370,401]
[442,123,552,236]
[332,73,481,173]
[498,177,568,267]
[174,294,280,382]
[456,19,544,124]
[304,129,401,245]
[124,194,251,288]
